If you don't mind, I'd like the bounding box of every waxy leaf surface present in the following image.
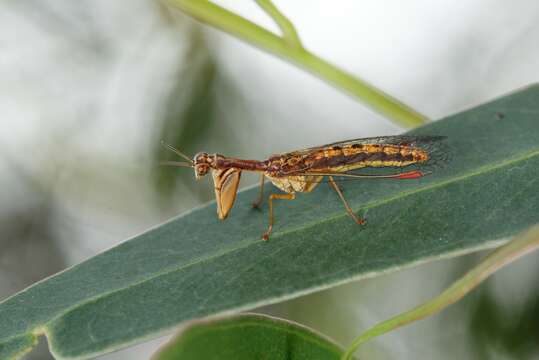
[1,86,539,359]
[153,313,344,360]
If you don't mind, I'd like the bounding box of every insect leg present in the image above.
[328,176,365,225]
[252,174,265,209]
[262,193,296,241]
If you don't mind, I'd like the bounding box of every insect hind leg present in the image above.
[262,193,295,241]
[328,176,365,225]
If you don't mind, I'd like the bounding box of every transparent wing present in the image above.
[276,135,447,158]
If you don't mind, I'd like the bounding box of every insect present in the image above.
[160,135,446,240]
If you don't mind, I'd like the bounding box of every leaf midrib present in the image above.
[5,146,539,344]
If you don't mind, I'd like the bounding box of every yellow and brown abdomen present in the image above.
[273,143,429,175]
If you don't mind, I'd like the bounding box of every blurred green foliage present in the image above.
[471,285,539,359]
[154,29,218,201]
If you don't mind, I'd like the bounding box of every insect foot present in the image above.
[356,217,367,225]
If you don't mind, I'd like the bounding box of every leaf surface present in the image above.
[153,313,344,360]
[1,85,539,359]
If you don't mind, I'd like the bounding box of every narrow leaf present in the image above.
[153,313,345,360]
[0,334,37,360]
[0,85,538,359]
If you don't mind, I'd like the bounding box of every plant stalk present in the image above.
[167,0,429,128]
[342,224,539,360]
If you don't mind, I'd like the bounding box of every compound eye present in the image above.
[194,152,209,163]
[195,165,209,178]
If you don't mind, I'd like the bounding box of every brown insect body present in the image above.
[268,142,429,176]
[264,174,323,194]
[161,136,445,240]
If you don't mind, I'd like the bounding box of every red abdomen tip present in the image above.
[395,170,424,179]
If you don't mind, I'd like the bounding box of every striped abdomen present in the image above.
[274,144,429,175]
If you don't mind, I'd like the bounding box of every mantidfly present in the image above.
[160,136,446,240]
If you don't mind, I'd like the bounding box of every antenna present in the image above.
[160,140,193,164]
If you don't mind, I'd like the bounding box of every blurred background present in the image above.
[1,0,539,359]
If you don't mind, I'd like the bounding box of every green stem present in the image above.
[254,0,303,49]
[167,0,429,128]
[341,224,539,360]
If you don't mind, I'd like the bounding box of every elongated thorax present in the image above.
[213,155,269,172]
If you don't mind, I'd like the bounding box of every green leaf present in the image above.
[1,85,539,359]
[152,313,345,360]
[0,334,37,360]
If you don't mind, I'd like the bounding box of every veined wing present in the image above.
[274,135,446,158]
